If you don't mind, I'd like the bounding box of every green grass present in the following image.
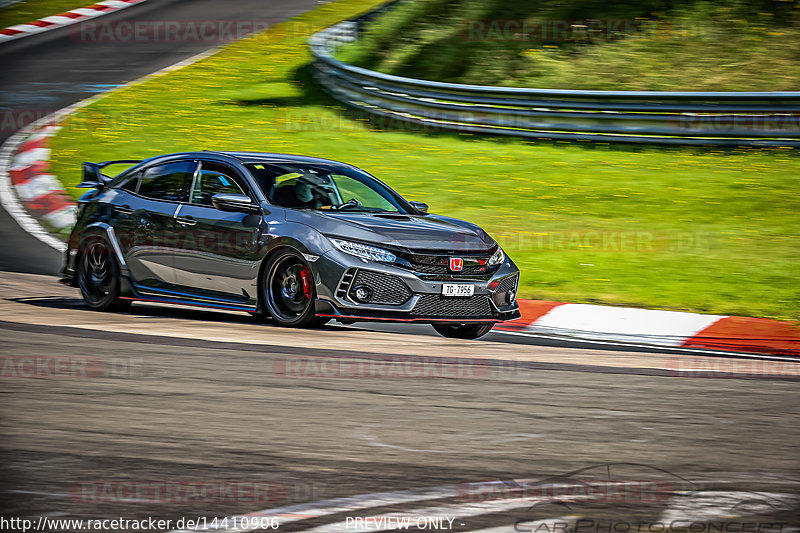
[337,0,800,91]
[48,0,800,320]
[0,0,97,29]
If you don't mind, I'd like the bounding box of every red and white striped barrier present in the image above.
[6,127,77,233]
[0,0,147,43]
[498,300,800,356]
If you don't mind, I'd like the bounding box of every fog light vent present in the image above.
[352,285,373,303]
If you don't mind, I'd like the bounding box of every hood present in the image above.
[286,210,495,252]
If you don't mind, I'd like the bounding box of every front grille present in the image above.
[412,263,487,275]
[403,251,495,276]
[412,294,493,318]
[496,274,519,294]
[351,269,412,305]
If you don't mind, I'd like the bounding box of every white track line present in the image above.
[168,485,460,533]
[295,498,543,533]
[659,491,798,522]
[492,329,800,362]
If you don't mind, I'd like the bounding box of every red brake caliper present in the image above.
[299,268,312,299]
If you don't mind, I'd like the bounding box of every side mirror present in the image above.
[409,201,429,214]
[77,162,108,189]
[212,193,260,214]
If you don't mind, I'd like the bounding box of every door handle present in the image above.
[175,216,197,226]
[116,204,133,215]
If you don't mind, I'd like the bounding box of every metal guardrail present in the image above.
[309,19,800,146]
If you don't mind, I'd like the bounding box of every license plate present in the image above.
[441,283,474,297]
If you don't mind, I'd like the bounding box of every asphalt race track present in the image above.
[1,1,799,531]
[1,272,799,530]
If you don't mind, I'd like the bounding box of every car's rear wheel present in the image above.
[262,251,329,328]
[77,236,130,312]
[432,322,494,339]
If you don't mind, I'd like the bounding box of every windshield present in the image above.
[245,162,410,213]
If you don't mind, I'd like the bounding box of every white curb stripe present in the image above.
[0,0,147,44]
[70,8,108,17]
[98,0,132,7]
[42,205,78,228]
[14,174,61,200]
[6,24,40,32]
[11,147,49,170]
[40,16,78,25]
[526,303,725,347]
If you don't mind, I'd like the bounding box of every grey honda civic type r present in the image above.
[61,151,521,339]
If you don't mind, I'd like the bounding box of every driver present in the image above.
[295,177,332,209]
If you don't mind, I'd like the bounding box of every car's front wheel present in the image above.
[432,322,494,340]
[77,236,130,312]
[262,251,329,328]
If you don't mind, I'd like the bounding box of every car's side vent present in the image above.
[495,274,519,294]
[336,269,356,299]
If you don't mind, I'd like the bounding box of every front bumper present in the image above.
[311,248,522,324]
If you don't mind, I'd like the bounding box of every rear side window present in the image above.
[137,161,197,202]
[120,174,140,193]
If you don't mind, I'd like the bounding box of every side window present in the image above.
[190,162,249,207]
[119,173,140,193]
[137,161,197,202]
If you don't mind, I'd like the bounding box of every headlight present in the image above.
[329,238,396,263]
[488,247,505,266]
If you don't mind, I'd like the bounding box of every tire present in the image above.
[432,322,495,340]
[77,235,130,312]
[262,250,329,328]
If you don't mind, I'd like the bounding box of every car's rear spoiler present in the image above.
[97,159,141,169]
[77,159,142,188]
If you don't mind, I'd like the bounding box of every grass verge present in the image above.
[0,0,99,29]
[48,0,800,320]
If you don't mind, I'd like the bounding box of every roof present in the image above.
[214,151,354,168]
[125,151,365,175]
